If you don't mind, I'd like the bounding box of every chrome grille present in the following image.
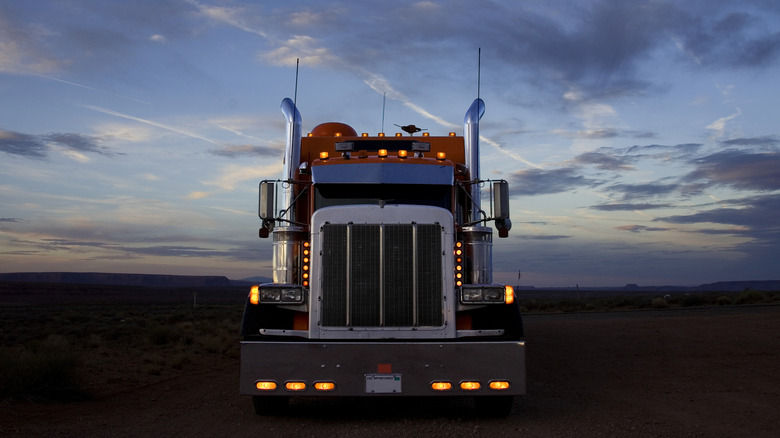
[321,223,443,327]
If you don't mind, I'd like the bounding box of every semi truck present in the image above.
[239,97,525,416]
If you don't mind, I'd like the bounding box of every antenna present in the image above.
[293,58,300,108]
[381,92,386,133]
[477,47,481,100]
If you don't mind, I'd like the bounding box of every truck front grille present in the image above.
[321,223,443,327]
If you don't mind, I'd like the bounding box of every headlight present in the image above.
[460,285,508,304]
[461,287,484,302]
[253,285,305,304]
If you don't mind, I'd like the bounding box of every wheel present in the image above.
[252,395,289,415]
[474,395,514,417]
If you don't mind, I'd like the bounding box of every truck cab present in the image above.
[240,98,524,416]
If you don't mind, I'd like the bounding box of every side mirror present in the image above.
[493,181,511,238]
[259,181,275,219]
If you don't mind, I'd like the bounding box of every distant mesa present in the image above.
[0,272,235,288]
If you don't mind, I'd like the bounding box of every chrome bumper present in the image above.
[239,340,525,397]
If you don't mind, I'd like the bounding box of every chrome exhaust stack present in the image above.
[463,98,485,223]
[463,98,494,283]
[280,98,302,222]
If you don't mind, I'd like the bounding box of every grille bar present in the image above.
[321,223,442,327]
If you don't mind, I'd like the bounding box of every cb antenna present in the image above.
[381,92,386,133]
[477,47,481,100]
[293,58,300,109]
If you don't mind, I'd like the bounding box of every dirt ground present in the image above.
[2,304,778,437]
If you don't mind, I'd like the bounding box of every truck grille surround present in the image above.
[321,223,443,327]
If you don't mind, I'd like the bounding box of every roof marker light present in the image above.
[436,152,446,160]
[378,149,388,158]
[319,151,329,160]
[398,150,408,158]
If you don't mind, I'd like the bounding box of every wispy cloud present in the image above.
[0,129,113,160]
[82,105,220,145]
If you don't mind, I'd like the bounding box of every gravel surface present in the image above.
[2,305,778,437]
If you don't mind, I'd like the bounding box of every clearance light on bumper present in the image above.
[256,381,277,391]
[431,381,453,391]
[314,382,336,391]
[489,381,511,390]
[285,381,307,391]
[460,381,481,391]
[250,285,305,304]
[459,285,514,304]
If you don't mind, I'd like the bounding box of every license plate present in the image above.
[365,374,402,393]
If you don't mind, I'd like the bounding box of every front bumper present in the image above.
[239,340,525,397]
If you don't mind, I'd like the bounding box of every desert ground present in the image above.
[1,284,778,437]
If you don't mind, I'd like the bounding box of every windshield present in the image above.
[314,184,452,211]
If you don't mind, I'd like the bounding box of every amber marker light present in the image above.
[422,132,430,137]
[256,381,277,391]
[319,151,329,160]
[436,152,446,160]
[489,381,511,390]
[314,382,336,391]
[395,132,403,137]
[449,132,456,136]
[378,132,385,137]
[460,381,481,391]
[505,285,515,305]
[431,381,452,391]
[398,150,408,158]
[249,285,260,305]
[362,133,369,137]
[378,149,388,158]
[285,381,306,391]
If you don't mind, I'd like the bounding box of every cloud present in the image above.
[0,9,62,74]
[210,144,280,158]
[655,193,780,230]
[592,203,672,211]
[615,225,670,233]
[520,234,571,241]
[509,167,603,196]
[685,150,780,191]
[573,151,634,170]
[719,135,779,148]
[0,129,113,159]
[706,108,741,138]
[83,105,220,145]
[607,182,679,200]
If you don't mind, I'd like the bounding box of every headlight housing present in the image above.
[459,285,513,305]
[250,284,305,304]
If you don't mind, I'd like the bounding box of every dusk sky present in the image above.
[2,0,779,287]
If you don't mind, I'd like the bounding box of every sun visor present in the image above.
[312,162,453,185]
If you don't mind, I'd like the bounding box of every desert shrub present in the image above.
[681,294,705,307]
[0,335,87,401]
[735,289,766,304]
[651,297,669,308]
[145,324,183,346]
[716,295,732,305]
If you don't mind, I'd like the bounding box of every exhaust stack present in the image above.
[463,98,485,223]
[280,98,302,221]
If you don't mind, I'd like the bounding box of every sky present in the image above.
[1,0,779,287]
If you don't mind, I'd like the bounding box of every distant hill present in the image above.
[2,272,777,292]
[0,272,233,288]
